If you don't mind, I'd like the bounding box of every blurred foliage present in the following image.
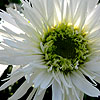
[0,0,9,11]
[9,0,21,4]
[0,0,100,100]
[0,0,21,11]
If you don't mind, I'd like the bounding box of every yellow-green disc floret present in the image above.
[42,23,89,74]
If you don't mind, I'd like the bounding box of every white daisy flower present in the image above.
[0,0,100,100]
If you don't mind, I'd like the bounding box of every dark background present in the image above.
[0,0,100,100]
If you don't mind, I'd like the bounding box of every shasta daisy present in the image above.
[0,0,100,100]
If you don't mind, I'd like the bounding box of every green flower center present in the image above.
[42,23,89,74]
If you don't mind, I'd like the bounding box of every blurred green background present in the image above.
[0,0,100,100]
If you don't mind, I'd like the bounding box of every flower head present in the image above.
[0,0,100,100]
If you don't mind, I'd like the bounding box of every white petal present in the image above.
[71,86,80,100]
[33,71,46,88]
[59,73,70,95]
[40,73,53,89]
[10,19,40,42]
[59,72,71,88]
[95,77,100,84]
[8,80,32,100]
[87,29,100,39]
[8,72,38,100]
[33,88,46,100]
[52,71,63,92]
[29,0,47,22]
[67,75,80,100]
[0,72,25,90]
[71,71,100,97]
[2,37,40,54]
[85,61,100,72]
[0,64,8,77]
[87,0,98,14]
[52,71,60,85]
[11,65,20,73]
[7,8,29,26]
[52,80,62,100]
[0,54,42,65]
[26,88,37,100]
[22,5,43,32]
[84,4,100,32]
[0,10,18,27]
[0,28,24,41]
[67,89,77,100]
[66,0,75,23]
[80,68,97,86]
[21,62,47,74]
[92,20,100,32]
[54,0,61,23]
[45,0,55,26]
[79,92,84,100]
[73,0,88,28]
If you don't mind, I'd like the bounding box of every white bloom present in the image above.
[0,0,100,100]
